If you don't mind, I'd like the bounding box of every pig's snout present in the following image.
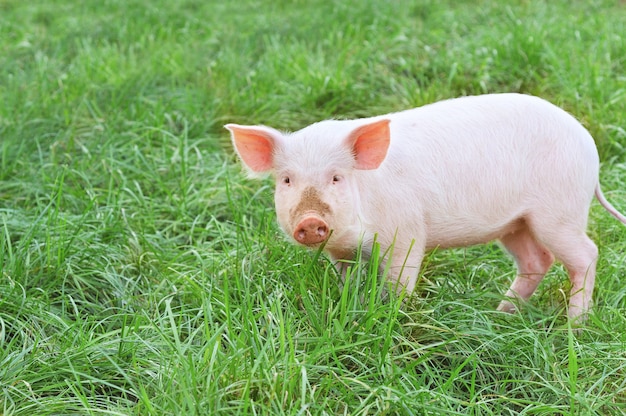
[293,216,329,246]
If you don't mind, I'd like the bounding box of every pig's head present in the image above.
[225,119,390,256]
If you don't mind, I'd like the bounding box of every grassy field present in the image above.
[1,0,626,414]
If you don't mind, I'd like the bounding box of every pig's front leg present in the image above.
[385,238,426,295]
[326,247,357,286]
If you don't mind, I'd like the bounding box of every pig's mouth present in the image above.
[292,214,331,247]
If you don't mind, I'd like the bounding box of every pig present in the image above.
[225,93,626,322]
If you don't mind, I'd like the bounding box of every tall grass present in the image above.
[1,0,625,414]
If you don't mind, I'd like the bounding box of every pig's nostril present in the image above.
[294,217,329,246]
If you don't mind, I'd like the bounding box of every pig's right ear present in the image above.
[225,124,280,174]
[345,119,391,170]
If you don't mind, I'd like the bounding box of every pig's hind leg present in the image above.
[533,227,598,322]
[497,223,555,313]
[512,213,599,322]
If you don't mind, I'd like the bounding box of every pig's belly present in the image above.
[423,215,525,250]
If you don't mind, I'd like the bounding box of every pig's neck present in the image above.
[326,246,356,262]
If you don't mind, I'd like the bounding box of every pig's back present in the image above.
[387,93,597,163]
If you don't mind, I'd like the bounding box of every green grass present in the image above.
[1,0,626,414]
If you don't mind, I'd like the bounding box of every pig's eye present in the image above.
[282,176,291,185]
[332,175,342,183]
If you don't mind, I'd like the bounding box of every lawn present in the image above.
[1,0,626,414]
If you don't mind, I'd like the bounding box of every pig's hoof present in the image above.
[496,299,519,314]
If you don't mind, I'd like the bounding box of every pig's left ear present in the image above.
[345,119,391,170]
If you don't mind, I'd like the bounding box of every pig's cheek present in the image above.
[274,195,297,236]
[275,211,286,233]
[331,186,355,224]
[274,205,292,235]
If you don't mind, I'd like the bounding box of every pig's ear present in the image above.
[346,119,391,170]
[225,124,280,174]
